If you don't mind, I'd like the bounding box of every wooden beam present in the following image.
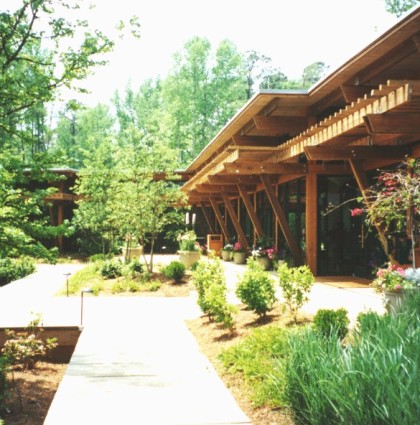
[221,194,250,251]
[237,184,264,239]
[253,116,308,133]
[260,174,304,266]
[305,173,317,275]
[340,85,376,103]
[232,135,281,147]
[364,113,420,134]
[349,160,395,263]
[224,162,307,175]
[308,162,352,175]
[195,184,241,194]
[199,202,215,234]
[304,145,410,161]
[209,197,231,242]
[207,174,260,185]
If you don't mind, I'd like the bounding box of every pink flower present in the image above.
[350,208,364,217]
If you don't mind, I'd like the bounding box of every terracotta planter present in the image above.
[221,250,232,261]
[233,251,247,264]
[178,250,201,269]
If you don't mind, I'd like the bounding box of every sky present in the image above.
[5,0,402,106]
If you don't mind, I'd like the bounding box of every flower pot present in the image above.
[178,250,201,269]
[221,250,232,261]
[383,290,404,313]
[233,251,246,265]
[257,257,272,271]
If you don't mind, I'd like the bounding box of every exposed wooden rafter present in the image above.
[207,175,260,185]
[364,113,420,134]
[224,162,307,175]
[304,145,410,161]
[232,135,281,147]
[253,116,308,133]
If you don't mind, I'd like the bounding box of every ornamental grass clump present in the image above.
[284,293,420,425]
[235,258,276,317]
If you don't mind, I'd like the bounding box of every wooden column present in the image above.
[349,159,395,263]
[305,173,318,275]
[222,194,250,251]
[237,184,264,239]
[199,202,215,234]
[260,174,304,266]
[209,197,230,242]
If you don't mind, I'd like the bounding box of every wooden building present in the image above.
[181,7,420,277]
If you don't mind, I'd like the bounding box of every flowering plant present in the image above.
[222,243,234,252]
[252,246,279,260]
[233,241,245,253]
[371,263,414,293]
[177,230,199,251]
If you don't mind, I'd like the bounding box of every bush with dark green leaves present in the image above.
[235,258,276,317]
[162,261,185,283]
[99,259,123,279]
[313,308,349,340]
[0,257,36,286]
[0,355,10,417]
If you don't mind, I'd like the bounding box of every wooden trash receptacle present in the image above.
[206,234,223,255]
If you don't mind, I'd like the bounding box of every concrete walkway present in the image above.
[0,257,386,424]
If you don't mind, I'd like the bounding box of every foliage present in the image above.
[371,262,418,292]
[0,257,36,287]
[162,261,186,283]
[99,259,123,279]
[385,0,419,16]
[192,258,236,329]
[0,356,10,417]
[312,308,349,340]
[177,230,199,251]
[219,326,292,407]
[278,262,315,322]
[284,297,420,425]
[1,315,57,371]
[235,258,277,317]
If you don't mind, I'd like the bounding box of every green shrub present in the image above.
[235,258,276,317]
[313,308,349,340]
[111,278,140,294]
[162,261,186,283]
[99,259,123,279]
[284,299,420,425]
[278,262,314,322]
[1,314,57,370]
[0,257,36,286]
[0,356,10,415]
[220,326,292,407]
[126,258,143,275]
[88,253,113,262]
[192,258,236,329]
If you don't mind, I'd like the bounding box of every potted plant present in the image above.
[177,230,201,268]
[251,238,279,271]
[221,243,233,261]
[232,241,247,264]
[371,262,419,312]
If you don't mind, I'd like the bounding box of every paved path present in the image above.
[0,257,386,424]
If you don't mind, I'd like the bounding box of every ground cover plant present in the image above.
[0,257,36,287]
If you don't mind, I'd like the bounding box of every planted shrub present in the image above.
[162,261,186,283]
[127,258,143,275]
[313,308,349,340]
[1,315,57,370]
[235,258,276,317]
[192,258,236,329]
[278,262,314,322]
[0,257,36,286]
[99,259,123,279]
[0,356,10,415]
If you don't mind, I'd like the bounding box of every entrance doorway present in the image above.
[317,176,374,277]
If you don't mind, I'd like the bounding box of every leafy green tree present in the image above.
[385,0,419,16]
[301,61,329,88]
